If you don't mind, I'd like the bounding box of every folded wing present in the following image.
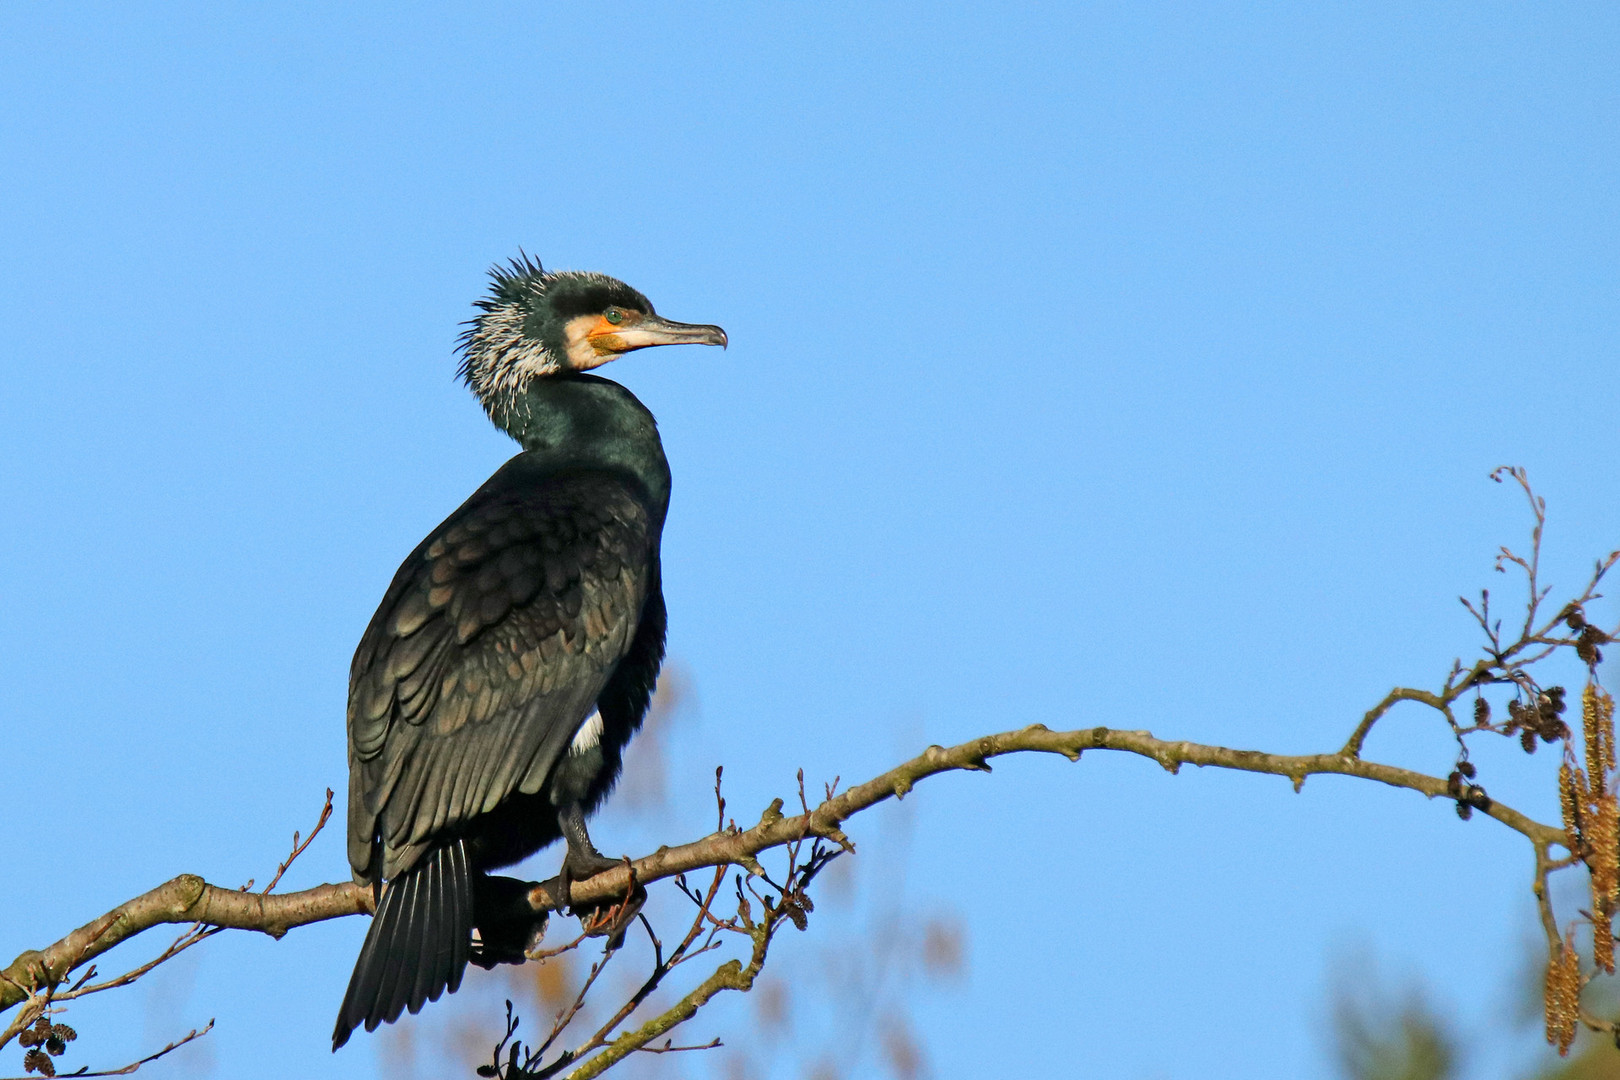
[345,460,655,884]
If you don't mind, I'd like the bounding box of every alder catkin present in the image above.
[1596,908,1616,977]
[1561,763,1583,849]
[1591,789,1620,978]
[1586,684,1616,776]
[1593,793,1620,895]
[1546,928,1582,1055]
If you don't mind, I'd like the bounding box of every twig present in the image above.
[0,1019,213,1079]
[532,949,616,1062]
[558,825,833,1077]
[636,1037,722,1054]
[260,788,334,895]
[2,790,366,1031]
[546,867,730,1075]
[53,924,219,1002]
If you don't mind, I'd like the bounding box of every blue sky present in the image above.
[1,4,1617,1078]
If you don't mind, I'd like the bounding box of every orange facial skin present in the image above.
[563,312,635,371]
[562,310,727,371]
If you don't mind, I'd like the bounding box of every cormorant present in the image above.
[331,256,725,1050]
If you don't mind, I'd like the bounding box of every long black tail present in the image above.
[332,838,472,1051]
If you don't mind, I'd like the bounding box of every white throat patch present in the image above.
[569,711,605,756]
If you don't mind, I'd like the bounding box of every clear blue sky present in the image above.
[2,4,1617,1078]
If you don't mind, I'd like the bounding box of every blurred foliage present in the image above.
[1331,946,1620,1080]
[1332,974,1457,1080]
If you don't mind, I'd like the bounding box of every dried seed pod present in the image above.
[1456,801,1473,821]
[1447,771,1464,797]
[1564,603,1587,631]
[1546,929,1582,1055]
[23,1047,54,1077]
[1459,760,1477,779]
[1466,785,1492,811]
[47,1025,73,1043]
[43,1037,64,1057]
[18,1027,40,1047]
[1522,729,1538,754]
[1578,628,1610,665]
[1475,697,1491,726]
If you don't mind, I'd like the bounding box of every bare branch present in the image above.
[0,1019,213,1079]
[7,465,1614,1074]
[3,719,1570,1031]
[1,876,370,1017]
[635,1037,722,1054]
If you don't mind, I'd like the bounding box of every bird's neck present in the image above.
[488,374,671,518]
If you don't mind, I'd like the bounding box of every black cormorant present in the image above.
[331,257,725,1049]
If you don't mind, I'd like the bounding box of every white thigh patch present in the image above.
[569,711,604,756]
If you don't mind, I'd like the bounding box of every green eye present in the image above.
[604,308,624,325]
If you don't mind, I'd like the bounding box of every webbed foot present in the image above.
[470,874,549,968]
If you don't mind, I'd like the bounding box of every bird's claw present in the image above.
[544,848,624,914]
[564,848,623,881]
[578,883,647,949]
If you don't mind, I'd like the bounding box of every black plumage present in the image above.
[332,260,725,1049]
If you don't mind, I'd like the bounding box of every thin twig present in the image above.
[635,1037,722,1054]
[0,1019,213,1079]
[260,788,334,895]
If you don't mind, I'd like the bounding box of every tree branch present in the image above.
[527,722,1567,916]
[2,721,1567,1025]
[0,879,371,1018]
[3,463,1610,1073]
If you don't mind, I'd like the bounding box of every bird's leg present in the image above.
[560,803,646,948]
[546,802,621,912]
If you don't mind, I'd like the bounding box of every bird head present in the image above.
[457,254,727,412]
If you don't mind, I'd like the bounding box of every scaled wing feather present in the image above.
[345,464,653,883]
